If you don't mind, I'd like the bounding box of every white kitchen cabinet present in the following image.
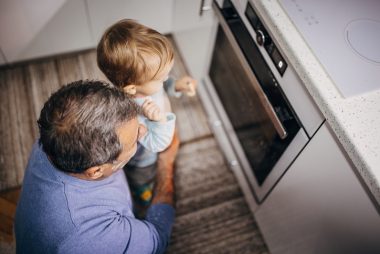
[0,48,6,65]
[86,0,173,44]
[255,123,380,254]
[16,0,93,62]
[0,0,66,63]
[172,0,215,32]
[171,0,218,81]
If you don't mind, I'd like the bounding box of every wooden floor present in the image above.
[0,40,268,253]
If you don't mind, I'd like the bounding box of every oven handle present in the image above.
[212,1,288,139]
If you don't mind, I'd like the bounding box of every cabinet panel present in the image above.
[172,0,218,81]
[17,0,93,62]
[87,0,173,44]
[172,25,217,81]
[255,123,380,254]
[172,0,215,32]
[0,0,66,62]
[0,48,6,65]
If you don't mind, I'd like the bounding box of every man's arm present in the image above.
[133,130,179,253]
[59,133,180,254]
[152,129,180,205]
[59,132,179,254]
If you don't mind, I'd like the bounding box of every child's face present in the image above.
[135,59,174,97]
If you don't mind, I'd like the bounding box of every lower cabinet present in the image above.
[15,0,93,62]
[0,48,6,65]
[1,0,174,64]
[255,123,380,254]
[87,0,174,44]
[172,0,218,81]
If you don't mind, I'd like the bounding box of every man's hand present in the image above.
[141,97,166,123]
[175,76,197,97]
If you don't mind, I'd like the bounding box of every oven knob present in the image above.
[256,30,266,46]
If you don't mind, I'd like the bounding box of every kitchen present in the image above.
[0,0,379,253]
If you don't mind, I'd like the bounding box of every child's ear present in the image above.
[123,85,137,95]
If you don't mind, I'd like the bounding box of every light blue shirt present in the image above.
[128,78,180,167]
[133,87,176,153]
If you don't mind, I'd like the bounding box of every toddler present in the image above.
[97,19,196,215]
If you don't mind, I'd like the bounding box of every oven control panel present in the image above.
[245,3,288,75]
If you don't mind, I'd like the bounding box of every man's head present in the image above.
[97,19,174,96]
[38,80,145,180]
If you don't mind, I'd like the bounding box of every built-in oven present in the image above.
[200,0,324,204]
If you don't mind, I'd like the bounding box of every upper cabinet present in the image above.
[86,0,174,44]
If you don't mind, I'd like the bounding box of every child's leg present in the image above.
[125,163,156,204]
[124,145,158,218]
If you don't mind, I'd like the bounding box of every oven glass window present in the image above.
[209,25,300,185]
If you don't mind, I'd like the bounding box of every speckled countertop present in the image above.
[252,0,380,204]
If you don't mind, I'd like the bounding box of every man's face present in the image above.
[101,118,147,178]
[78,117,146,180]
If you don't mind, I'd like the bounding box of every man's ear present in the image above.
[123,85,137,95]
[85,166,105,180]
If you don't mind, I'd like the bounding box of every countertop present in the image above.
[252,0,380,204]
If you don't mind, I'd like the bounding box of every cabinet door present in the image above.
[171,0,218,81]
[255,123,380,254]
[0,48,6,65]
[0,0,67,63]
[16,0,93,62]
[87,0,173,44]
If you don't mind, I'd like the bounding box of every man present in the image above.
[15,80,178,254]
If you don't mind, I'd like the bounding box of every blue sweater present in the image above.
[15,142,175,254]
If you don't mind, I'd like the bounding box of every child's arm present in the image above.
[141,98,166,123]
[138,99,176,153]
[164,76,197,98]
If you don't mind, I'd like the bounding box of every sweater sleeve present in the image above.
[58,204,176,254]
[163,77,182,98]
[138,112,176,153]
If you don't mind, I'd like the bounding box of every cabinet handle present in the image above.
[200,0,212,16]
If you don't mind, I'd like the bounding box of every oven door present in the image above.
[202,1,309,202]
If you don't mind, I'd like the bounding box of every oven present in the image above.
[199,0,324,203]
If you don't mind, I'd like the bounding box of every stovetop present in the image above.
[279,0,380,97]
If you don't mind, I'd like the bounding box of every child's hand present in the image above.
[142,97,166,123]
[175,76,197,97]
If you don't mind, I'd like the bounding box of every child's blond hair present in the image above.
[97,19,174,88]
